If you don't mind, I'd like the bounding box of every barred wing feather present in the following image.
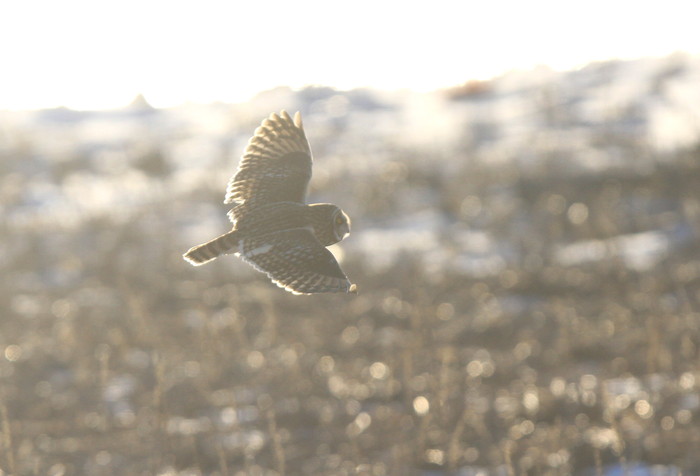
[225,111,312,221]
[239,228,355,295]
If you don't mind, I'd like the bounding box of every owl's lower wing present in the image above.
[225,111,312,218]
[239,228,355,295]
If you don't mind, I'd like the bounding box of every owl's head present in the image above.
[332,208,351,242]
[308,203,351,246]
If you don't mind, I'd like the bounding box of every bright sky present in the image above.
[0,0,697,110]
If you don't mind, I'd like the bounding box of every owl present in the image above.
[183,110,356,295]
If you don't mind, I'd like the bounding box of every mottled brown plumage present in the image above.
[183,111,355,295]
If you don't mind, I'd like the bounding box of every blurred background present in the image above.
[2,2,700,475]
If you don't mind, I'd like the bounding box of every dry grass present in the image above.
[2,110,700,475]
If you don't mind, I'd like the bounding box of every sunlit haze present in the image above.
[1,0,697,110]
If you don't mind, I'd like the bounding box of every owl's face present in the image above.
[332,208,351,242]
[307,203,351,246]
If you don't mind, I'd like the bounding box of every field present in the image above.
[1,55,700,475]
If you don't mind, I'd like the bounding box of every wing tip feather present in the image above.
[279,109,302,130]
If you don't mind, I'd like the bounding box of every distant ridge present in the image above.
[128,94,155,111]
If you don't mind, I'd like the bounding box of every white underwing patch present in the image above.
[245,244,273,257]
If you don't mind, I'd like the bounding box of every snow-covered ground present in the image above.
[2,53,700,279]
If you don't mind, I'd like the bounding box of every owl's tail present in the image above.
[183,230,240,266]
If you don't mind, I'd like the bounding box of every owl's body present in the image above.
[184,111,355,295]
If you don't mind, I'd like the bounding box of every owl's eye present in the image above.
[335,216,344,225]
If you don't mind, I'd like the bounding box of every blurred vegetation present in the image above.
[2,79,700,475]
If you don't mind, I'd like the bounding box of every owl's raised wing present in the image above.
[239,228,356,295]
[225,111,312,214]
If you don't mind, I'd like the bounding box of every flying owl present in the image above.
[183,110,356,295]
